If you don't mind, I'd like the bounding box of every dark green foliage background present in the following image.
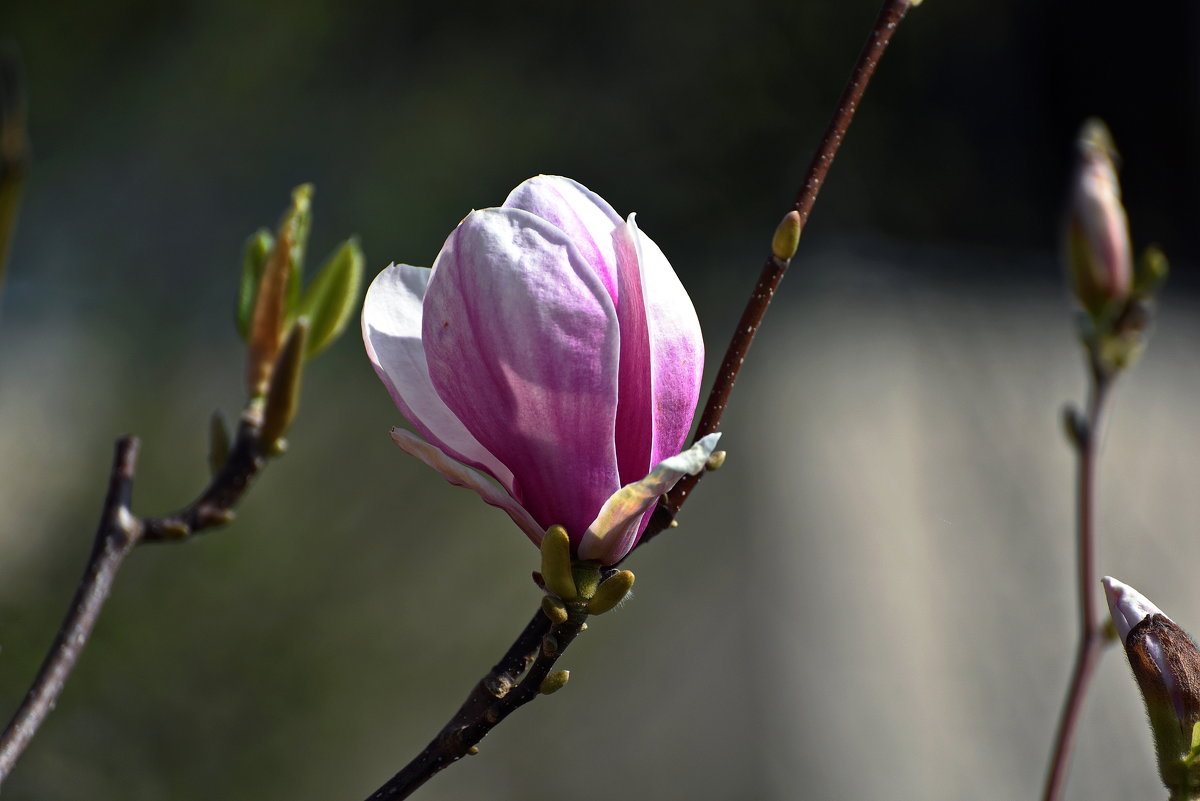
[0,1,1197,799]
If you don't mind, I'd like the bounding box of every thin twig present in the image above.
[659,0,913,521]
[0,437,143,783]
[361,3,916,798]
[1041,362,1115,801]
[0,415,271,787]
[142,413,268,542]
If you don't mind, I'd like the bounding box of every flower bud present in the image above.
[539,670,570,695]
[363,176,706,565]
[1103,577,1200,796]
[1065,119,1132,318]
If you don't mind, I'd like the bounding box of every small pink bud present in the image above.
[1065,119,1132,317]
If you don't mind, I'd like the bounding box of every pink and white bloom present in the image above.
[362,176,712,565]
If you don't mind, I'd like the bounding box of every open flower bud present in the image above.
[363,176,708,565]
[1065,119,1132,318]
[1103,577,1200,795]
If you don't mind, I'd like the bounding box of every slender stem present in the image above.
[662,0,913,518]
[141,413,268,542]
[362,3,916,798]
[0,413,272,787]
[0,437,143,783]
[1041,365,1114,801]
[364,610,575,800]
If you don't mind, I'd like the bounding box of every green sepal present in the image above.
[540,526,577,601]
[541,595,569,626]
[260,318,309,449]
[1134,245,1169,298]
[587,570,635,615]
[297,237,364,359]
[236,229,273,340]
[283,184,313,327]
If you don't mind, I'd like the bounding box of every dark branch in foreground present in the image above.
[361,2,915,798]
[0,413,271,786]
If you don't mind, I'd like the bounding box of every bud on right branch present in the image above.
[1104,578,1200,800]
[1064,119,1168,377]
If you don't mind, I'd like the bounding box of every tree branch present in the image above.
[0,437,143,784]
[659,0,913,521]
[0,412,273,786]
[361,2,917,798]
[1041,365,1115,801]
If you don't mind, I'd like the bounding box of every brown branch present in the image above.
[361,2,916,798]
[1041,366,1115,801]
[142,412,268,542]
[0,437,143,784]
[0,413,272,787]
[657,0,914,532]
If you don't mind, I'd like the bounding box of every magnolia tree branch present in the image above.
[0,438,141,784]
[361,2,916,799]
[0,413,270,786]
[1041,362,1115,801]
[660,0,914,520]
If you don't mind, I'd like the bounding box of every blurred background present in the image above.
[1,0,1199,799]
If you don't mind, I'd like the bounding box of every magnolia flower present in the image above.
[362,176,712,565]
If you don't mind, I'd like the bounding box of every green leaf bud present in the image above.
[540,525,577,601]
[236,229,273,341]
[771,210,802,262]
[297,237,364,359]
[587,570,635,615]
[260,318,309,449]
[541,595,569,626]
[539,670,570,695]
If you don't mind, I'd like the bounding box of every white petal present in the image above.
[362,263,514,489]
[1103,576,1167,643]
[578,433,722,564]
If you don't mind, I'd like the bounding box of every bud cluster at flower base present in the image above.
[1104,577,1200,800]
[363,176,716,566]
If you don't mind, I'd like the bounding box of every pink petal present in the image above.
[422,207,622,540]
[612,214,705,475]
[578,433,721,564]
[390,428,545,546]
[503,175,623,303]
[362,264,516,490]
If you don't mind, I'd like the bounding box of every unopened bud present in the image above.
[540,670,570,695]
[260,318,309,449]
[587,570,635,615]
[1103,577,1200,795]
[705,450,727,471]
[541,595,569,626]
[771,210,802,262]
[540,526,577,601]
[1065,118,1132,318]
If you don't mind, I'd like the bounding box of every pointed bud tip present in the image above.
[771,211,802,262]
[1103,576,1166,643]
